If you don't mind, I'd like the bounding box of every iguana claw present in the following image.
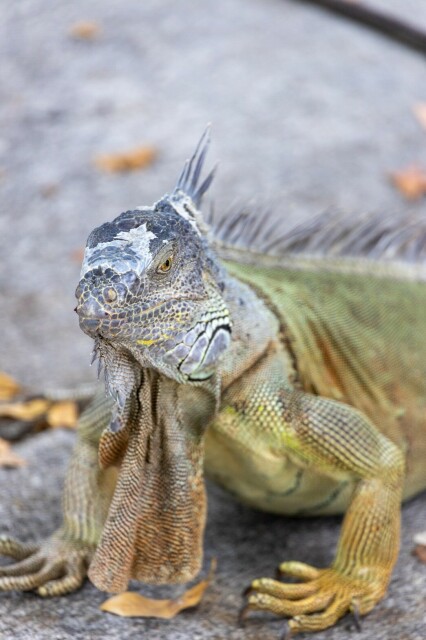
[238,602,251,627]
[350,602,363,632]
[0,534,91,596]
[280,622,293,640]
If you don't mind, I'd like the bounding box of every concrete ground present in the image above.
[0,1,425,639]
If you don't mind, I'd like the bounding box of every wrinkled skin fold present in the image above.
[90,368,218,591]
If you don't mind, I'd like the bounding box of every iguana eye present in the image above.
[157,256,173,273]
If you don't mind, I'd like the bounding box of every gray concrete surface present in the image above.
[0,0,425,638]
[0,431,425,640]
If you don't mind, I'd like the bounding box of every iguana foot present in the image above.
[242,561,386,634]
[0,533,91,596]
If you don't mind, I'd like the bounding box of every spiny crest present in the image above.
[173,125,216,208]
[210,208,426,264]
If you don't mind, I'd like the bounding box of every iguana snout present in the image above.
[75,286,111,336]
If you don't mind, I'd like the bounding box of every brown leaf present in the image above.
[100,559,216,618]
[0,438,26,468]
[69,21,101,40]
[70,248,85,263]
[95,146,157,173]
[39,183,58,199]
[413,544,426,564]
[390,166,426,200]
[0,399,50,421]
[413,103,426,131]
[0,372,21,401]
[47,401,78,429]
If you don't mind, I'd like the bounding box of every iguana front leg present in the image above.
[222,344,405,634]
[0,389,114,596]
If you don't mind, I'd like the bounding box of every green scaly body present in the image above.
[205,252,426,515]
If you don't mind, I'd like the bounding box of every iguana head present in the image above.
[75,129,231,385]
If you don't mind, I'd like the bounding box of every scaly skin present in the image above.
[1,131,425,635]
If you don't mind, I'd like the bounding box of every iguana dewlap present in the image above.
[1,130,425,636]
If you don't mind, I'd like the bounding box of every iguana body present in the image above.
[207,254,426,513]
[1,132,425,635]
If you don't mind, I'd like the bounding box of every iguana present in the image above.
[1,130,425,636]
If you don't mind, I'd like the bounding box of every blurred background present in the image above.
[1,0,425,389]
[1,3,426,639]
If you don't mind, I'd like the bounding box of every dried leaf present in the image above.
[0,438,26,468]
[95,146,157,173]
[39,183,58,198]
[70,248,85,263]
[100,559,216,618]
[413,544,426,564]
[47,401,78,429]
[413,103,426,131]
[69,21,101,40]
[0,372,21,401]
[390,166,426,200]
[0,399,50,421]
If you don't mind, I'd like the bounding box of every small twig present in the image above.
[295,0,426,55]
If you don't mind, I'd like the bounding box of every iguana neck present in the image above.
[219,272,282,389]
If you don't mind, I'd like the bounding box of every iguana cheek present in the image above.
[180,334,210,375]
[198,326,231,369]
[187,327,231,380]
[163,342,191,367]
[162,321,231,379]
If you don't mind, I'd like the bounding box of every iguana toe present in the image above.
[0,535,38,560]
[37,556,87,597]
[0,565,64,592]
[0,553,44,577]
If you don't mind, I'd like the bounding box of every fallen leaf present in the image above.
[100,559,216,618]
[69,21,101,40]
[70,248,85,263]
[0,399,50,421]
[0,372,21,401]
[390,166,426,200]
[39,183,58,198]
[95,146,157,173]
[47,401,79,429]
[413,103,426,131]
[0,438,26,468]
[413,544,426,564]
